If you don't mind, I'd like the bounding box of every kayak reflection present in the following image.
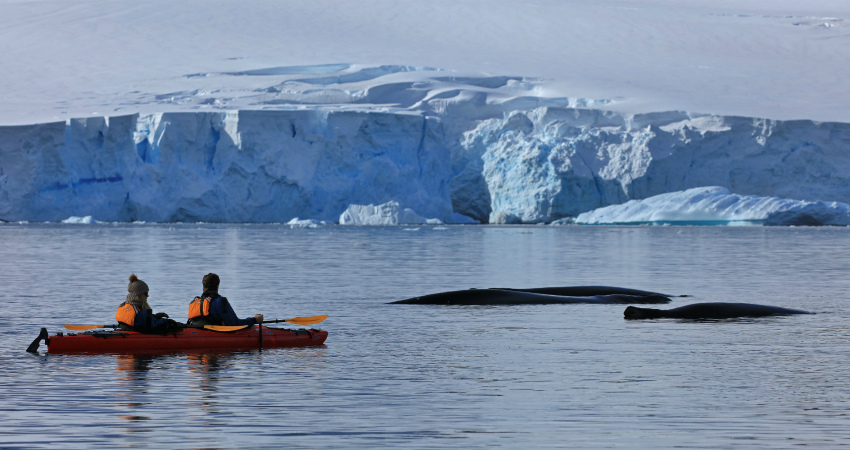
[114,353,166,425]
[187,351,229,397]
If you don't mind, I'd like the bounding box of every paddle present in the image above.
[64,324,118,331]
[262,314,328,326]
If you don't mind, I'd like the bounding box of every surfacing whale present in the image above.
[391,288,672,305]
[624,302,813,320]
[494,286,678,297]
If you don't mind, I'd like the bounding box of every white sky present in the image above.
[1,0,849,125]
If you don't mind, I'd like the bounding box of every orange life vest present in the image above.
[116,303,139,327]
[188,296,214,321]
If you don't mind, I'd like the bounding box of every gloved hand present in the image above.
[161,318,183,331]
[154,312,169,319]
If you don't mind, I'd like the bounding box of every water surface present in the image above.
[1,224,849,448]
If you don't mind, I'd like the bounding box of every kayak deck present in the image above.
[44,325,327,354]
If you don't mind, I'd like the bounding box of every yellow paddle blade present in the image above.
[202,325,252,332]
[284,314,328,325]
[64,324,109,331]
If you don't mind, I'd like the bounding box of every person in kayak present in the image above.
[187,273,264,327]
[116,274,180,332]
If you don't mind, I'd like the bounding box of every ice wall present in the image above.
[0,110,453,222]
[2,105,850,224]
[461,109,850,223]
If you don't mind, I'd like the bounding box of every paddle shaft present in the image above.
[64,324,118,331]
[262,314,328,325]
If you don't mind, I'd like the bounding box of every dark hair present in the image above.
[203,273,220,291]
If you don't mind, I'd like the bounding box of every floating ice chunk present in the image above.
[287,218,327,228]
[61,216,94,224]
[575,186,850,226]
[339,201,443,225]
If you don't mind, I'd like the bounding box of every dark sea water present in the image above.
[2,223,849,448]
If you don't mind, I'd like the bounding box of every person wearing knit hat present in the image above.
[116,274,179,332]
[126,274,152,310]
[187,273,264,327]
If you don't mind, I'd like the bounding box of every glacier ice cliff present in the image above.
[2,77,850,224]
[0,110,453,223]
[466,109,850,224]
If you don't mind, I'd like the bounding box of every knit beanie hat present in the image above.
[126,274,149,305]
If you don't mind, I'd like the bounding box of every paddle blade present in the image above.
[64,324,111,331]
[284,314,328,325]
[202,325,252,332]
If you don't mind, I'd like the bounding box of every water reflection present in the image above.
[186,352,227,399]
[114,353,163,427]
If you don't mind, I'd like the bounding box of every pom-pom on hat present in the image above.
[127,274,149,297]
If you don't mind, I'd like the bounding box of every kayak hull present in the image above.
[45,325,328,354]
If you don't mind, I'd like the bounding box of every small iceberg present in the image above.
[286,218,327,229]
[575,186,850,226]
[61,216,95,224]
[339,201,443,225]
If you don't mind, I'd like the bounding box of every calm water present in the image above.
[1,223,849,448]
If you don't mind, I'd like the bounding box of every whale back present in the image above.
[625,302,813,320]
[494,286,672,297]
[392,289,672,305]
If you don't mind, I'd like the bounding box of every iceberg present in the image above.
[287,218,327,229]
[574,186,850,226]
[339,201,443,226]
[61,216,95,224]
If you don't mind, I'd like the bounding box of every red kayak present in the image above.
[28,325,328,354]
